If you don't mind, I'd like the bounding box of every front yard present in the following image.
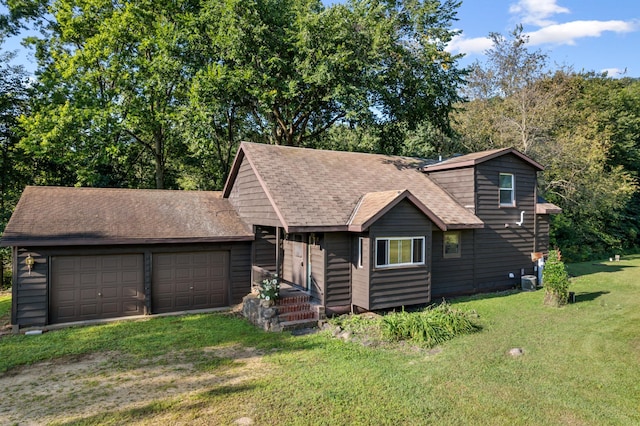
[1,257,639,425]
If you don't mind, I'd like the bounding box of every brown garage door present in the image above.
[50,254,145,324]
[152,251,229,313]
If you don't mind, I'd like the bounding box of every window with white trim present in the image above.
[375,237,425,268]
[358,237,364,268]
[499,173,515,206]
[443,231,461,258]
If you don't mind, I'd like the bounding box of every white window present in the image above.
[443,231,461,258]
[358,237,364,268]
[375,237,425,268]
[499,173,515,206]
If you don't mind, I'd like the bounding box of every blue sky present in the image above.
[2,0,639,78]
[449,0,640,77]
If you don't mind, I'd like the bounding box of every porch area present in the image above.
[242,282,325,332]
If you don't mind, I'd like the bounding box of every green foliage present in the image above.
[258,276,280,302]
[542,249,570,306]
[380,303,480,347]
[4,0,466,192]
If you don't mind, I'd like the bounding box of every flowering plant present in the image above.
[259,276,280,302]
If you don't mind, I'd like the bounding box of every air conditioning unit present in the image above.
[521,275,537,291]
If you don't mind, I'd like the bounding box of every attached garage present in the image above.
[2,187,254,330]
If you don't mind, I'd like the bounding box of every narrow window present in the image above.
[358,237,364,268]
[375,237,425,268]
[499,173,515,206]
[443,231,461,258]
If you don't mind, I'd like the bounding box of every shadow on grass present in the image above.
[568,262,634,277]
[574,291,610,303]
[55,383,258,426]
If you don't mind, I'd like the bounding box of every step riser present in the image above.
[278,295,310,305]
[278,311,316,322]
[277,303,311,314]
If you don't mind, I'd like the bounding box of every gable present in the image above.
[225,153,283,228]
[348,190,447,232]
[422,148,544,172]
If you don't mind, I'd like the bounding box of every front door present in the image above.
[292,234,308,291]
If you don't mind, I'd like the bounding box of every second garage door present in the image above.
[152,251,229,313]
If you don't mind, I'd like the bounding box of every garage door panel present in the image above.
[80,257,98,269]
[122,301,142,314]
[81,273,97,284]
[101,271,118,284]
[101,286,118,298]
[175,268,191,279]
[152,251,229,313]
[102,302,118,315]
[80,303,97,316]
[80,288,96,300]
[51,254,144,324]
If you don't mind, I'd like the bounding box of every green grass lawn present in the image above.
[1,257,640,425]
[0,291,10,330]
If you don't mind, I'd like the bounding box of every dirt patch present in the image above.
[0,345,267,425]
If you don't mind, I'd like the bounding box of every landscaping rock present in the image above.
[508,347,524,357]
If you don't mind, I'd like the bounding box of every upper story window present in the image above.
[499,173,515,207]
[375,237,425,268]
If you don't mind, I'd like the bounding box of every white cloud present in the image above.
[509,0,570,26]
[600,68,627,78]
[446,34,493,55]
[526,20,638,46]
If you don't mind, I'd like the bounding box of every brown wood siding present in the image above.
[474,155,537,290]
[230,242,252,304]
[351,235,370,309]
[13,249,48,327]
[309,238,326,304]
[227,157,281,227]
[368,200,431,310]
[431,229,476,298]
[324,233,351,307]
[427,167,476,211]
[254,226,277,272]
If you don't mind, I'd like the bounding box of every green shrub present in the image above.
[381,303,480,347]
[542,249,570,307]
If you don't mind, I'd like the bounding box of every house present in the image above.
[1,142,560,329]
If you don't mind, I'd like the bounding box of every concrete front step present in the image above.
[279,318,321,332]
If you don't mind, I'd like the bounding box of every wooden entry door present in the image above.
[292,235,308,291]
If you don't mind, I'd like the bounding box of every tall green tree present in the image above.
[6,0,466,189]
[12,0,196,188]
[0,46,31,287]
[189,0,465,151]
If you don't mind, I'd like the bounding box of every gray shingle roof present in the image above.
[227,142,484,231]
[422,147,544,172]
[1,186,253,246]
